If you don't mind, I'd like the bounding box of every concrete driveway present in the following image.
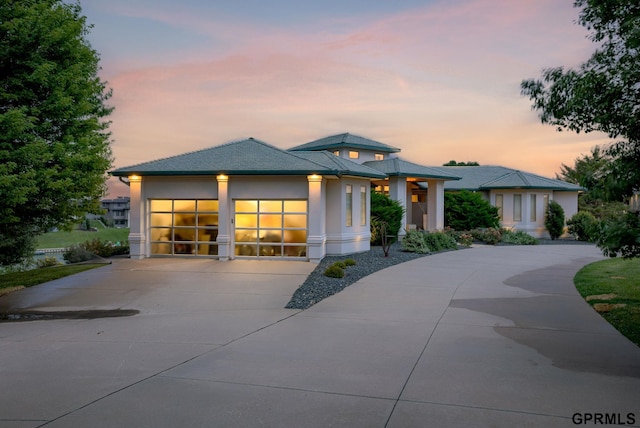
[1,245,639,427]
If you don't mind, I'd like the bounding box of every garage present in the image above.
[234,199,307,258]
[149,199,219,256]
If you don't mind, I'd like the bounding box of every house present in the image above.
[111,133,582,261]
[412,166,583,238]
[100,196,131,227]
[111,133,459,261]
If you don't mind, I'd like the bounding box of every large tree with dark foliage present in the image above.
[521,0,639,257]
[0,0,113,266]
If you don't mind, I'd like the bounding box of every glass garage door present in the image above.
[149,199,219,256]
[234,200,307,258]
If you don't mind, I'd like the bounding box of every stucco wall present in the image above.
[143,176,219,199]
[325,177,371,255]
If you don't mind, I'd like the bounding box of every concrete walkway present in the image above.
[1,245,639,427]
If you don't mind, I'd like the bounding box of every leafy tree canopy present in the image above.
[0,0,113,266]
[521,0,640,197]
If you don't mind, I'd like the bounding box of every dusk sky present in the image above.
[77,0,611,196]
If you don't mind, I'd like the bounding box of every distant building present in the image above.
[101,196,130,227]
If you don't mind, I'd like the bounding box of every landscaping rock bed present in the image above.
[285,243,434,310]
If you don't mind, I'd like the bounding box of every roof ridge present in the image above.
[283,149,345,171]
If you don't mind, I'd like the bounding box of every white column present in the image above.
[388,176,407,236]
[127,175,145,259]
[307,175,326,263]
[426,179,445,231]
[216,174,231,261]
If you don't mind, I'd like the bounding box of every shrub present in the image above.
[401,230,457,253]
[471,228,503,245]
[323,264,345,278]
[567,211,599,242]
[423,231,458,252]
[81,238,129,257]
[545,200,565,240]
[333,261,347,269]
[401,230,431,254]
[344,258,356,267]
[63,245,95,263]
[457,233,474,247]
[596,213,640,259]
[370,192,405,245]
[501,229,538,245]
[35,256,62,268]
[444,190,500,231]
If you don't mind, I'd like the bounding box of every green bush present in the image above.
[423,231,458,252]
[344,258,356,267]
[545,200,565,240]
[401,230,457,253]
[596,213,640,259]
[445,190,500,231]
[63,245,95,263]
[35,256,62,268]
[333,261,347,269]
[567,211,599,242]
[63,238,129,263]
[81,238,129,257]
[401,230,431,254]
[471,228,503,245]
[370,192,405,245]
[501,229,538,245]
[323,264,345,278]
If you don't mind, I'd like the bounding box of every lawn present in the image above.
[36,220,129,249]
[0,263,107,292]
[574,258,640,347]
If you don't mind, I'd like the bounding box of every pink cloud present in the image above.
[101,0,605,183]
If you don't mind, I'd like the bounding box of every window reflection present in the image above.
[149,199,219,257]
[174,200,196,212]
[234,199,308,258]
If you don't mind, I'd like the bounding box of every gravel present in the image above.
[285,243,434,310]
[284,238,598,310]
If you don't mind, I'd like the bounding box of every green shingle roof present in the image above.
[439,166,584,191]
[289,132,401,153]
[111,138,385,178]
[363,158,461,180]
[294,151,387,178]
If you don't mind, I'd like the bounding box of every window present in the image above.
[348,151,359,159]
[360,185,367,226]
[513,194,522,221]
[149,199,219,256]
[234,200,307,258]
[374,153,384,160]
[495,194,503,220]
[333,150,340,156]
[346,185,353,227]
[530,194,537,222]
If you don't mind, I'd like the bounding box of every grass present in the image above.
[575,258,640,347]
[36,220,129,249]
[0,264,107,291]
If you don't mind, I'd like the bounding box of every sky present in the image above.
[77,0,611,197]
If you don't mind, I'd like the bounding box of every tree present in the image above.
[521,0,640,196]
[370,191,404,245]
[444,190,500,231]
[522,0,639,255]
[545,200,566,240]
[0,1,113,266]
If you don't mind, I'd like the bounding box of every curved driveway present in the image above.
[1,245,639,427]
